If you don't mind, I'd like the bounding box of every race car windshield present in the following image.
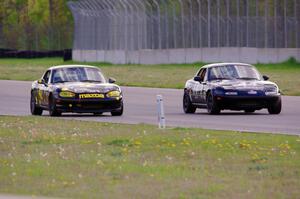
[208,65,261,81]
[51,67,106,83]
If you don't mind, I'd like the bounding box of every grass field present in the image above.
[0,116,299,198]
[0,58,300,95]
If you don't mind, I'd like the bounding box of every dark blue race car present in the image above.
[183,63,281,114]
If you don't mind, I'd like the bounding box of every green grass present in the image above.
[0,116,299,198]
[0,58,300,95]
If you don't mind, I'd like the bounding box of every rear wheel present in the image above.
[183,93,196,114]
[30,92,43,115]
[206,93,220,115]
[111,101,123,116]
[268,98,282,114]
[49,96,61,117]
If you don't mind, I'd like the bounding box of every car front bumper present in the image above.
[54,97,123,113]
[214,95,281,110]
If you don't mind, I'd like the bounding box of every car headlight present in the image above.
[214,89,224,95]
[264,85,279,96]
[59,91,75,98]
[107,90,121,98]
[213,87,224,95]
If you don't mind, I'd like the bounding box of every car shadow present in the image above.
[193,111,270,116]
[45,113,113,117]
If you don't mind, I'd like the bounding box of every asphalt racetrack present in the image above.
[0,80,299,135]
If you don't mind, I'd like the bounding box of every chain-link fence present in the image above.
[68,0,300,51]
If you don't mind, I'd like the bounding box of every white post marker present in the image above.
[156,95,166,129]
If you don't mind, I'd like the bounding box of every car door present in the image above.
[199,69,208,103]
[39,70,51,107]
[191,68,206,103]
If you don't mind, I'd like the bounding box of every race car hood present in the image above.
[211,79,277,90]
[53,82,121,93]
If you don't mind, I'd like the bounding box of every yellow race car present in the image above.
[30,65,123,116]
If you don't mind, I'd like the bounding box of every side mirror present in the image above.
[38,79,45,84]
[108,77,116,84]
[263,75,269,81]
[193,76,202,82]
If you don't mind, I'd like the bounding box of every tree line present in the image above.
[0,0,73,50]
[0,0,297,50]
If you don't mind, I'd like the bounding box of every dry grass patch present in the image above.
[0,116,299,198]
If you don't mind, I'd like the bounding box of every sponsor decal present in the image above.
[247,90,257,95]
[79,93,104,99]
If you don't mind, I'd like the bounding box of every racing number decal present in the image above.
[192,82,203,95]
[191,82,203,103]
[38,84,50,106]
[37,90,43,105]
[194,83,203,96]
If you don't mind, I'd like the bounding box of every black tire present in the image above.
[48,96,61,117]
[268,97,282,114]
[93,112,103,116]
[111,101,123,116]
[206,92,220,115]
[244,109,255,113]
[30,92,43,115]
[183,93,196,114]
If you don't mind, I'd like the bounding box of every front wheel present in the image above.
[30,92,43,115]
[268,98,282,114]
[183,93,196,114]
[48,96,61,117]
[206,93,220,115]
[111,101,123,116]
